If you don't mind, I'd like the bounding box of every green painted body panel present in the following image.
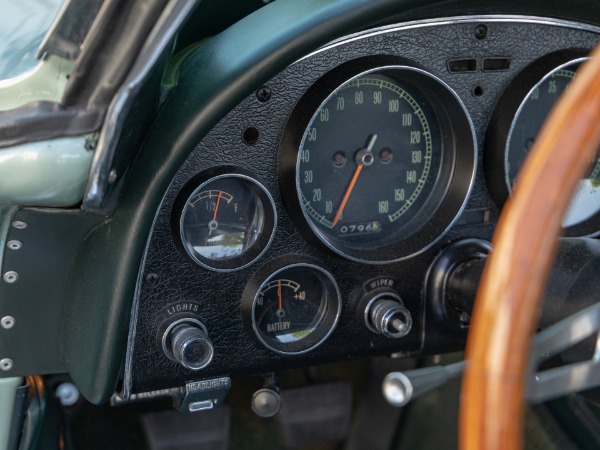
[0,137,93,208]
[0,56,73,111]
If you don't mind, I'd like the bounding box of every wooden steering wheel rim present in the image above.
[459,47,600,450]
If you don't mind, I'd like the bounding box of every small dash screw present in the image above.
[145,273,160,287]
[256,86,272,102]
[474,24,488,40]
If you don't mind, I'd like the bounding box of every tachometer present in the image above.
[486,55,600,236]
[280,64,476,263]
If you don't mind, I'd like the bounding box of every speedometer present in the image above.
[280,64,476,263]
[297,75,438,242]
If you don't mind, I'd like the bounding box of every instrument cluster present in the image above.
[123,17,600,397]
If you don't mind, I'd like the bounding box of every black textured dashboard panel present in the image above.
[125,18,600,395]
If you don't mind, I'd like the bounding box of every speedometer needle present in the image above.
[332,165,363,227]
[332,134,377,228]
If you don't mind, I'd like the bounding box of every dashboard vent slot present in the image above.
[482,57,511,71]
[447,58,477,73]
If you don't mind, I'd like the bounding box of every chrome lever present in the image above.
[527,301,600,403]
[383,302,600,407]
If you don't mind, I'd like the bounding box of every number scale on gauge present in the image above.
[248,263,342,355]
[297,75,436,244]
[284,64,475,263]
[505,61,600,233]
[255,277,324,342]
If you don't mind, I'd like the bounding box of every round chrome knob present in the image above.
[251,388,281,418]
[167,323,214,370]
[365,295,412,338]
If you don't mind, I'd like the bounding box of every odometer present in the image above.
[288,65,476,263]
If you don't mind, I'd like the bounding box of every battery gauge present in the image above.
[244,263,341,355]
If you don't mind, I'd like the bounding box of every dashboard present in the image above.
[119,16,600,397]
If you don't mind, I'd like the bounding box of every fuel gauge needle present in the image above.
[213,191,222,221]
[332,134,377,228]
[208,191,222,236]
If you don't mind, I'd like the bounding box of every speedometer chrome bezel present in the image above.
[279,58,477,264]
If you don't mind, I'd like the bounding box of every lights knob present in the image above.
[168,323,214,370]
[365,295,412,338]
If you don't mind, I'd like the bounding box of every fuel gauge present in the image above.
[245,263,341,355]
[179,174,276,271]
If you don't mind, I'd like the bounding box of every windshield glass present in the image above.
[0,0,64,80]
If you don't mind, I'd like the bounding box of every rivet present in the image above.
[7,240,22,250]
[3,272,18,283]
[1,316,15,329]
[11,221,27,230]
[108,169,118,184]
[0,358,13,371]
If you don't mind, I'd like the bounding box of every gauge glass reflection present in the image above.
[180,174,274,269]
[507,62,600,229]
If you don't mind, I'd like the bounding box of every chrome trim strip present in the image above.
[299,15,600,62]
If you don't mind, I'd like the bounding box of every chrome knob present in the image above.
[168,323,214,370]
[365,295,412,338]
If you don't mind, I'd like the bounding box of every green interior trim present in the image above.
[0,206,17,265]
[0,377,22,450]
[162,40,208,89]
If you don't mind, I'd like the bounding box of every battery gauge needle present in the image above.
[332,134,377,228]
[208,191,222,236]
[276,280,285,318]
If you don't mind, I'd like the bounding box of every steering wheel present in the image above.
[460,47,600,449]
